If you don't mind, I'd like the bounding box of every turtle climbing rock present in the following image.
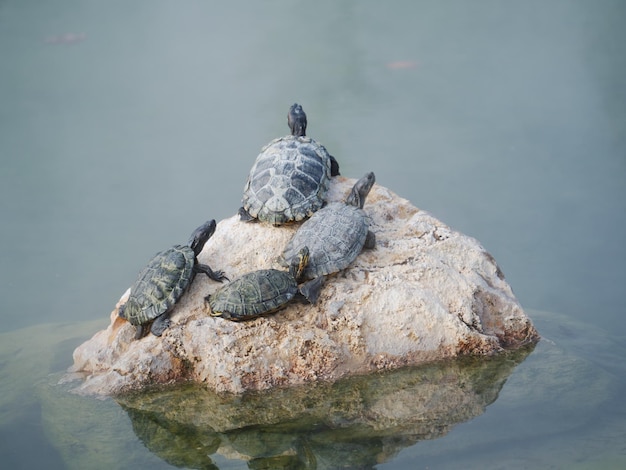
[239,103,340,225]
[280,172,377,280]
[206,247,322,321]
[118,220,227,339]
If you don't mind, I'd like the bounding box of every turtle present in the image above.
[206,247,323,321]
[239,103,340,225]
[280,172,376,280]
[118,220,228,339]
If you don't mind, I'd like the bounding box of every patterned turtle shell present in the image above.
[121,245,196,327]
[207,268,299,320]
[239,104,339,225]
[281,172,376,280]
[119,220,226,339]
[208,247,322,321]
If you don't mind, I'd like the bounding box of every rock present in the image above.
[68,177,538,395]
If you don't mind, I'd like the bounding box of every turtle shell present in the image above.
[281,202,369,279]
[208,269,298,320]
[121,245,196,326]
[241,135,333,225]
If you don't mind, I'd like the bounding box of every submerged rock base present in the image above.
[69,177,538,395]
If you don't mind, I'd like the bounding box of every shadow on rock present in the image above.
[116,344,535,469]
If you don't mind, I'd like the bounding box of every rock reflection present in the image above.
[117,345,535,469]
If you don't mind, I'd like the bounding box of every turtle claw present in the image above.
[196,264,229,282]
[213,270,229,283]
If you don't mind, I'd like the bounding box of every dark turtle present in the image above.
[206,247,322,321]
[239,103,340,225]
[119,220,227,339]
[280,172,376,280]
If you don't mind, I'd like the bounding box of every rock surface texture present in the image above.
[70,177,538,395]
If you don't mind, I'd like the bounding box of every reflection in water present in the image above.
[117,345,534,469]
[120,408,221,469]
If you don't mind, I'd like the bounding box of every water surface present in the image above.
[1,1,625,468]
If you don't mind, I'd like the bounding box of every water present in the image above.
[1,0,625,468]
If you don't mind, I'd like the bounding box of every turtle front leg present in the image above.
[195,263,229,282]
[150,313,171,337]
[299,276,325,305]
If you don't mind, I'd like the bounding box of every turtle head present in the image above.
[289,246,310,281]
[346,172,376,209]
[288,103,307,137]
[188,219,217,256]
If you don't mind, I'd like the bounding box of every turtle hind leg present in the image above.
[134,324,147,340]
[238,207,256,222]
[195,263,229,282]
[299,277,325,305]
[150,313,172,337]
[329,155,340,176]
[364,230,376,249]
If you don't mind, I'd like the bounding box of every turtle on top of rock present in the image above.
[280,172,377,281]
[116,104,371,335]
[206,246,323,321]
[118,220,228,339]
[239,103,340,226]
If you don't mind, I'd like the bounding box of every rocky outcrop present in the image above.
[68,177,538,395]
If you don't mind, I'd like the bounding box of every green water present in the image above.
[1,0,625,468]
[1,311,624,468]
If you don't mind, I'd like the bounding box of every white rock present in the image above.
[69,177,538,395]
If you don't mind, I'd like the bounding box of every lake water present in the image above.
[1,0,625,468]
